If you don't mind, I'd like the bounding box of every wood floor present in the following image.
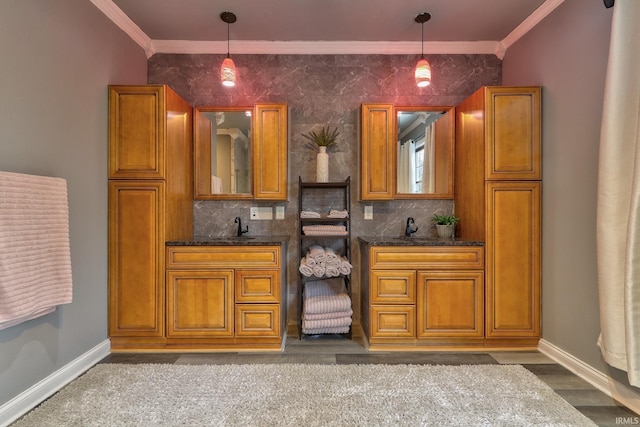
[101,335,638,427]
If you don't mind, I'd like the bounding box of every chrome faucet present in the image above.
[405,217,418,237]
[234,216,248,237]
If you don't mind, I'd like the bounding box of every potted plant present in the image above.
[432,214,459,238]
[301,126,341,182]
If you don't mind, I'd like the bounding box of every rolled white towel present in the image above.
[312,265,325,278]
[325,265,340,277]
[324,247,338,263]
[338,256,353,275]
[302,255,316,266]
[299,263,313,277]
[308,245,326,262]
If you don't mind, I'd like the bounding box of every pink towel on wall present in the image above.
[0,171,73,330]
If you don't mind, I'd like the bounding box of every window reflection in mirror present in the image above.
[395,107,453,198]
[194,107,253,199]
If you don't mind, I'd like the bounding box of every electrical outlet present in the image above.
[275,206,285,220]
[250,207,273,220]
[364,205,373,220]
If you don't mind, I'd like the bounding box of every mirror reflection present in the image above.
[195,107,252,198]
[396,107,453,198]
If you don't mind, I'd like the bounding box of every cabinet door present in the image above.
[361,104,394,200]
[235,304,281,337]
[109,85,166,179]
[370,305,415,339]
[416,271,484,338]
[235,269,280,303]
[485,87,541,180]
[371,270,415,304]
[253,103,288,200]
[108,181,164,337]
[485,181,541,338]
[166,270,234,337]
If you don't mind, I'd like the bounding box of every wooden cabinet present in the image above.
[108,85,193,347]
[361,244,484,347]
[360,104,455,200]
[164,245,285,349]
[193,104,288,201]
[455,86,541,346]
[253,104,288,200]
[360,104,394,200]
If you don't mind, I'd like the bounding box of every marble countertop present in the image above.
[167,235,289,246]
[358,236,484,246]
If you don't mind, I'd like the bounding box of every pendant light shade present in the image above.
[415,58,431,88]
[221,56,237,87]
[220,12,237,87]
[414,12,432,88]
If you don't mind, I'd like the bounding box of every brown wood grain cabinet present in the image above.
[253,103,288,200]
[108,85,193,347]
[165,245,285,348]
[360,104,394,200]
[361,245,485,348]
[455,86,541,347]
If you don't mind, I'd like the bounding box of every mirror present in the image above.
[395,106,454,198]
[194,107,253,199]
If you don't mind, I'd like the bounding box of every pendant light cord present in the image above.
[226,21,230,58]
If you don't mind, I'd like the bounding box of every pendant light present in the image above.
[220,11,237,87]
[414,12,432,88]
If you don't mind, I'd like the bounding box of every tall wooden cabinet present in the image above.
[108,85,193,348]
[360,104,394,200]
[455,86,541,346]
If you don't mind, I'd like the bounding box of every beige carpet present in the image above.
[14,363,595,426]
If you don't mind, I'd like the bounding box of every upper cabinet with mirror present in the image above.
[360,104,454,200]
[194,103,288,200]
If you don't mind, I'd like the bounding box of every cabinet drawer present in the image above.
[235,270,280,303]
[235,304,280,337]
[370,246,484,270]
[370,305,415,338]
[371,270,415,304]
[167,246,281,269]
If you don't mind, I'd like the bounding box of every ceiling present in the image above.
[90,0,565,58]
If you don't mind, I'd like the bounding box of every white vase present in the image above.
[316,146,329,182]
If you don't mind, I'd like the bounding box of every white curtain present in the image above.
[398,140,412,193]
[596,0,640,387]
[422,123,436,193]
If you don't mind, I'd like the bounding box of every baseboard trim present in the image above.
[0,339,111,427]
[538,339,640,414]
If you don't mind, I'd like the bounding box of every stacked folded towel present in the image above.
[302,224,348,236]
[300,210,321,218]
[302,278,352,335]
[327,209,349,218]
[299,245,353,278]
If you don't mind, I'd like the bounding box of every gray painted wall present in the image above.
[0,0,147,405]
[503,0,635,386]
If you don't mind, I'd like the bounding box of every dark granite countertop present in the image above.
[166,235,289,246]
[358,236,484,246]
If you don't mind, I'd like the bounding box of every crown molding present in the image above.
[93,0,564,59]
[149,40,501,56]
[501,0,565,52]
[89,0,154,57]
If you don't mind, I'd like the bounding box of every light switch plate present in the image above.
[250,207,273,220]
[364,205,373,220]
[275,206,285,220]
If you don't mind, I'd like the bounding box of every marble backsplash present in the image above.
[148,53,501,323]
